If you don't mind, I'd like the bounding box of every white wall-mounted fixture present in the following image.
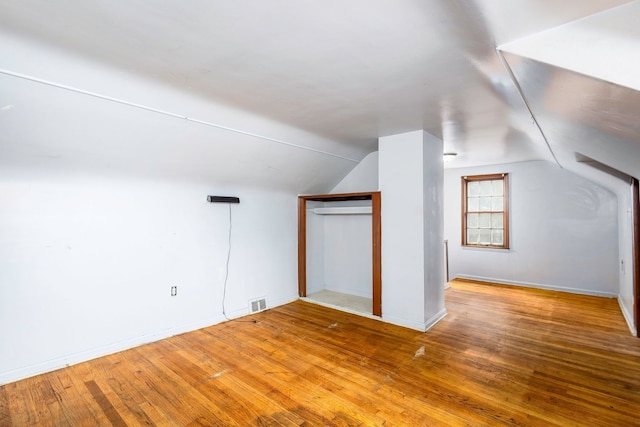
[443,152,458,163]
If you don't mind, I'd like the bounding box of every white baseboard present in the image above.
[618,296,637,336]
[1,293,300,386]
[0,315,224,385]
[424,308,448,332]
[263,294,299,311]
[226,293,298,318]
[383,308,447,332]
[455,274,618,298]
[301,298,447,333]
[381,314,430,331]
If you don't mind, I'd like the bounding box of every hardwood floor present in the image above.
[2,279,640,426]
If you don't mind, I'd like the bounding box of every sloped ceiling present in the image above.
[0,0,637,192]
[499,1,640,183]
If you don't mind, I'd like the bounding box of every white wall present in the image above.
[0,169,299,384]
[0,31,372,384]
[304,202,373,299]
[444,160,619,296]
[560,161,635,335]
[305,201,326,295]
[331,152,379,194]
[318,153,625,319]
[422,137,446,325]
[324,151,378,297]
[615,181,635,334]
[323,213,372,298]
[379,131,445,331]
[303,151,379,298]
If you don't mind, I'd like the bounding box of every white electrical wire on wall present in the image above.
[221,203,232,321]
[219,202,257,324]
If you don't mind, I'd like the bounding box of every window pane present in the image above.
[491,196,503,211]
[467,213,479,228]
[491,180,503,196]
[491,213,503,228]
[492,229,504,245]
[479,213,491,228]
[462,174,508,249]
[467,197,479,211]
[479,229,491,245]
[467,229,479,244]
[479,196,491,211]
[479,181,491,196]
[468,181,480,197]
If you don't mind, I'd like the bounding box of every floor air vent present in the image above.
[250,298,267,313]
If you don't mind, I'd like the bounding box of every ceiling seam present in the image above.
[0,68,359,163]
[495,49,562,169]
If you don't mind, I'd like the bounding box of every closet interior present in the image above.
[298,192,381,317]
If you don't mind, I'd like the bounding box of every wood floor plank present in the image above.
[88,355,158,426]
[2,279,640,426]
[146,340,278,426]
[84,380,128,427]
[137,400,174,426]
[183,331,335,426]
[47,371,100,426]
[64,364,114,425]
[5,382,37,426]
[0,384,10,426]
[195,330,384,425]
[235,316,479,426]
[131,344,243,426]
[225,324,405,423]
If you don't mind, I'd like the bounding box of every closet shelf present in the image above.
[311,207,372,215]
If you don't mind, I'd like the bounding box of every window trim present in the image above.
[461,173,509,249]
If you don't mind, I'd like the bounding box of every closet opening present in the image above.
[298,192,381,317]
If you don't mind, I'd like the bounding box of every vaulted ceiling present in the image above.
[1,1,639,192]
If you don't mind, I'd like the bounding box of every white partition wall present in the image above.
[379,130,446,331]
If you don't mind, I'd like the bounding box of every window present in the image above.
[462,173,509,249]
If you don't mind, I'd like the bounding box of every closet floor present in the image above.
[305,290,372,315]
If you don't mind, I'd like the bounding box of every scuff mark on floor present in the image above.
[293,335,307,343]
[383,371,398,384]
[208,369,230,379]
[328,322,338,329]
[413,346,425,359]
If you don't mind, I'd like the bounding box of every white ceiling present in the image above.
[1,0,638,190]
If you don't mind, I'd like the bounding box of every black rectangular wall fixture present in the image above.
[207,195,240,204]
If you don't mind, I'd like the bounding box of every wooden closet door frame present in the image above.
[633,178,640,337]
[298,192,382,317]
